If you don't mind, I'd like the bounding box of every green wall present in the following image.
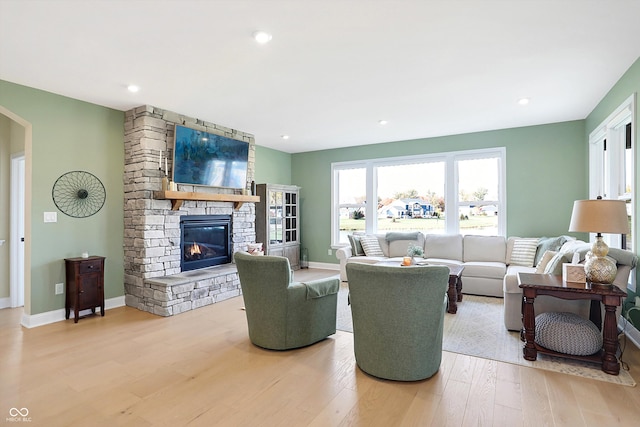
[292,121,588,264]
[2,54,636,314]
[255,145,292,185]
[0,80,124,315]
[586,57,639,136]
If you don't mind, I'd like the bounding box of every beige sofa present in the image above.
[336,232,509,298]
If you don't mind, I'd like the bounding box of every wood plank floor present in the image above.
[1,270,640,426]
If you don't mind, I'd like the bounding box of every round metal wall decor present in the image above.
[52,171,106,218]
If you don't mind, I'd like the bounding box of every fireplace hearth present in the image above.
[180,215,232,271]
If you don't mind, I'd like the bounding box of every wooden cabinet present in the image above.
[256,184,301,269]
[64,256,105,323]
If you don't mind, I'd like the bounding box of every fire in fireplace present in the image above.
[180,215,232,271]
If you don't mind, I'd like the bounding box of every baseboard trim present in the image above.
[307,262,339,271]
[20,296,126,328]
[626,328,640,349]
[0,297,11,309]
[619,313,640,349]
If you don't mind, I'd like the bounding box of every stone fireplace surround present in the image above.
[123,105,256,316]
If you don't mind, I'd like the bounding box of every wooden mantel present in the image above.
[154,190,260,211]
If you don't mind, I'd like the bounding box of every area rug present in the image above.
[336,285,636,386]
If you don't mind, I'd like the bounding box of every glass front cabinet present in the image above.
[255,184,300,269]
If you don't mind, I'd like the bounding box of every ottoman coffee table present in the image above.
[374,261,464,314]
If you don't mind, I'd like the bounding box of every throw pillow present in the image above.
[543,252,572,275]
[534,236,568,266]
[359,235,384,257]
[509,238,539,267]
[535,250,557,274]
[347,234,365,256]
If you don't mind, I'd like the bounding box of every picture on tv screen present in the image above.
[172,124,249,189]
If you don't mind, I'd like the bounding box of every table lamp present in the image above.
[568,197,629,285]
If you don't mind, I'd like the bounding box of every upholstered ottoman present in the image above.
[535,312,603,356]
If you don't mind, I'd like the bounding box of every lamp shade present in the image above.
[568,199,629,234]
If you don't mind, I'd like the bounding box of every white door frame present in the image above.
[10,152,25,307]
[0,105,32,318]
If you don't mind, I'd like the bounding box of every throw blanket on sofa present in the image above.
[385,231,421,242]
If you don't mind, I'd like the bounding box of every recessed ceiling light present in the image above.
[127,84,140,93]
[252,31,272,44]
[281,135,290,140]
[518,98,530,106]
[378,120,388,125]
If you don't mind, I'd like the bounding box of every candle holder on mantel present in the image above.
[160,169,169,191]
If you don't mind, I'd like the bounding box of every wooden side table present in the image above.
[517,272,626,375]
[64,256,105,323]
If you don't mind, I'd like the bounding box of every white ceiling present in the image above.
[1,1,640,153]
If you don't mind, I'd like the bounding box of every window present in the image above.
[331,148,506,246]
[335,167,367,243]
[376,160,445,234]
[457,156,501,236]
[589,95,635,254]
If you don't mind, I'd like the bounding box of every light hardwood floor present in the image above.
[1,269,639,426]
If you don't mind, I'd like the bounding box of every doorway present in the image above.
[0,105,31,321]
[10,153,25,307]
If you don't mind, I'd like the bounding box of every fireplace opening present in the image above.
[180,215,232,271]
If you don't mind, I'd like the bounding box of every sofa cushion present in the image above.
[360,235,384,257]
[386,232,425,258]
[385,231,421,242]
[464,235,506,263]
[503,265,535,293]
[508,238,539,267]
[424,234,463,261]
[462,261,506,279]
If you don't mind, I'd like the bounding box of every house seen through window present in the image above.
[332,148,506,246]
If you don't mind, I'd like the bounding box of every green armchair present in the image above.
[346,262,449,381]
[234,251,339,350]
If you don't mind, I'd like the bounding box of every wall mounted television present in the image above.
[172,124,249,189]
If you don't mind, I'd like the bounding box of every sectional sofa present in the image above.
[336,231,638,330]
[336,231,570,297]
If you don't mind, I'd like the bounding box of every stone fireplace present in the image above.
[123,105,257,316]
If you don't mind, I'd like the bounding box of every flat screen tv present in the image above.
[172,124,249,189]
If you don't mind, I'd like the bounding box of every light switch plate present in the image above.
[44,212,57,223]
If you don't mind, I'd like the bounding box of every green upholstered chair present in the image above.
[234,251,339,350]
[346,262,449,381]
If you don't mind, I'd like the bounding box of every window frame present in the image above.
[588,94,635,291]
[331,147,506,247]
